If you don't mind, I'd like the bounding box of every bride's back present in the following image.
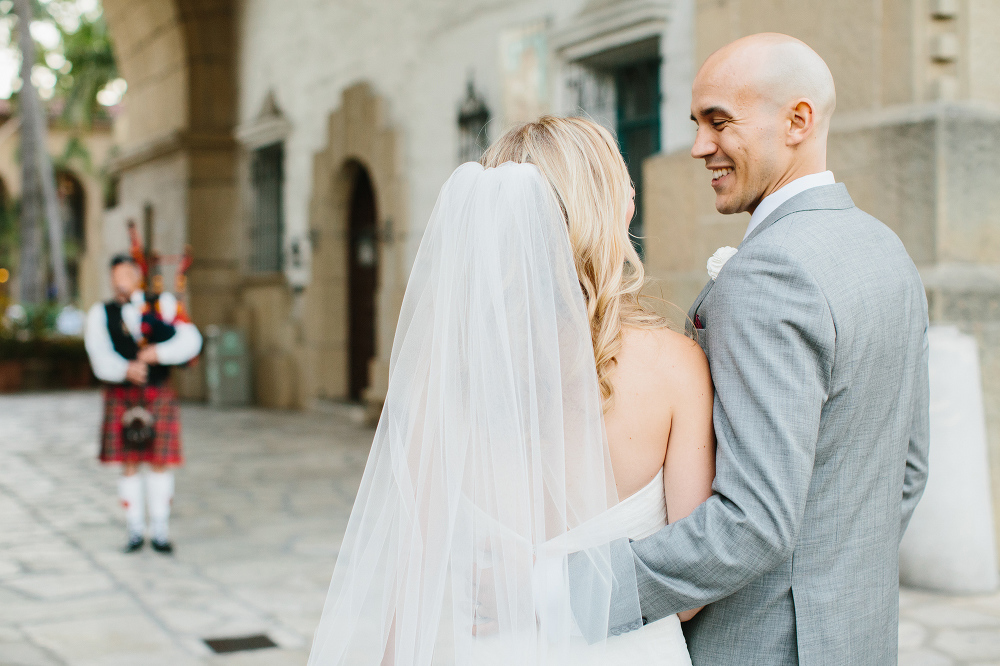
[605,326,715,523]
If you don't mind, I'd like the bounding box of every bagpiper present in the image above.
[84,224,201,553]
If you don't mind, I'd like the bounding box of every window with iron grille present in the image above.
[249,142,284,273]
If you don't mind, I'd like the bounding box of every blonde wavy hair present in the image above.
[480,115,666,411]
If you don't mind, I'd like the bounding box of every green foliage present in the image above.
[1,0,119,309]
[2,300,59,338]
[5,0,119,170]
[50,4,117,133]
[54,133,91,171]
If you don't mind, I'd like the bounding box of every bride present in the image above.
[308,116,715,665]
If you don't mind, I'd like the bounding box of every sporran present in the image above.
[121,398,155,451]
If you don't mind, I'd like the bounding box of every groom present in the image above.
[610,34,930,664]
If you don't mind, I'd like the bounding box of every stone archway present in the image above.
[306,83,406,416]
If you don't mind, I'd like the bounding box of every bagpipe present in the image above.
[127,220,194,347]
[121,221,197,450]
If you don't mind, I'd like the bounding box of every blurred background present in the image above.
[2,0,1000,664]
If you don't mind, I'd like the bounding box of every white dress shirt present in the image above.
[744,171,836,240]
[84,290,203,383]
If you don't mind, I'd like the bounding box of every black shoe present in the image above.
[150,539,174,554]
[124,535,144,553]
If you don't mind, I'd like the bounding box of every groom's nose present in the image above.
[691,126,717,160]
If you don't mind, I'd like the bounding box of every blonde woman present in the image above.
[308,116,715,665]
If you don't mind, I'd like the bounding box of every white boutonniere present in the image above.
[707,246,738,281]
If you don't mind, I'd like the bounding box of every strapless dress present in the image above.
[572,466,692,665]
[451,467,691,666]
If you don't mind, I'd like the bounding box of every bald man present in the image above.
[609,34,929,664]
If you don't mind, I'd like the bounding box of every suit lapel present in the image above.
[687,279,715,335]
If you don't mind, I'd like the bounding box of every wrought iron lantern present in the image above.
[457,78,490,164]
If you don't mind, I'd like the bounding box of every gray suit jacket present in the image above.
[613,184,930,665]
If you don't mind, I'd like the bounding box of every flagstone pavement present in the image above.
[0,390,997,665]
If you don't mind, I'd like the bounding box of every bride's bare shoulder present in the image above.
[619,326,711,392]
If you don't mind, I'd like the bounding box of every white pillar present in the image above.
[900,325,999,593]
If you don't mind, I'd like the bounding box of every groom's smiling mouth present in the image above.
[711,167,734,186]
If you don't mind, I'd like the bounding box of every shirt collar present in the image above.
[744,171,836,240]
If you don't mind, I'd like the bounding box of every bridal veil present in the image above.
[308,161,640,665]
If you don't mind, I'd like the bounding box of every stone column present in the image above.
[900,325,999,593]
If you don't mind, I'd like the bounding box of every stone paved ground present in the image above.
[0,391,998,665]
[0,390,371,665]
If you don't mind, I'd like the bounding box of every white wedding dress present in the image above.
[589,467,691,664]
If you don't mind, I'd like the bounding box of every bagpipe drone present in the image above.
[126,220,194,349]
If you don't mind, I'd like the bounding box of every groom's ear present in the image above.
[786,99,817,146]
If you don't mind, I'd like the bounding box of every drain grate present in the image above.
[204,634,278,653]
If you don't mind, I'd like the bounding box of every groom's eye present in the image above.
[712,120,729,129]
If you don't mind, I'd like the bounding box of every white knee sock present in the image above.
[146,471,174,543]
[118,474,145,538]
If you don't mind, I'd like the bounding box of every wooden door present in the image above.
[347,166,378,401]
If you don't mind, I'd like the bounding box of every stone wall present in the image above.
[691,0,984,107]
[103,0,238,400]
[234,0,598,408]
[103,1,188,151]
[694,0,917,111]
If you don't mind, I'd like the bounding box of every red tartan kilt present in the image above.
[100,385,184,466]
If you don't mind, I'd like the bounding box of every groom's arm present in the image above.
[620,244,836,623]
[900,321,930,539]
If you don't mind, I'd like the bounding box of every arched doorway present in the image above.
[346,163,378,401]
[57,170,86,301]
[307,83,404,413]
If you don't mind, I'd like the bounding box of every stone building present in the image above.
[99,0,1000,563]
